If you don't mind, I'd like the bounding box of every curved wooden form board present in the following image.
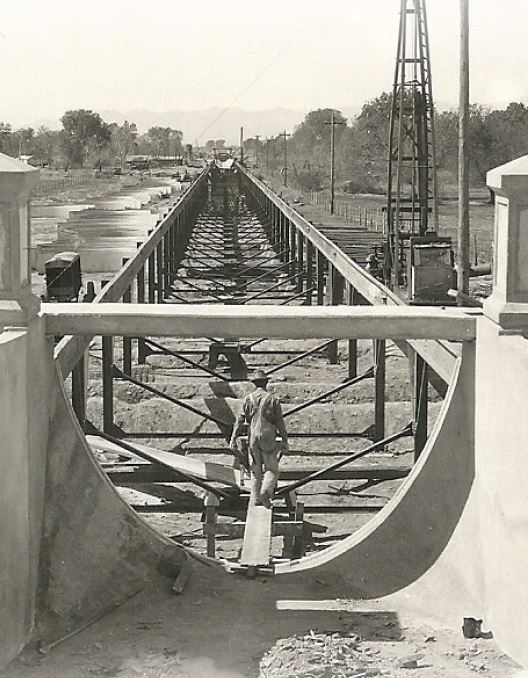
[36,363,187,646]
[275,343,475,599]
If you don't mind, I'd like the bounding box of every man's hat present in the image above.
[250,369,268,383]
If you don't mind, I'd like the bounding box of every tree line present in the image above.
[0,109,184,170]
[248,96,528,199]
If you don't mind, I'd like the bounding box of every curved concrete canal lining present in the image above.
[37,362,189,648]
[31,181,182,274]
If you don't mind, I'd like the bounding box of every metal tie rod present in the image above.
[143,337,230,382]
[283,367,374,418]
[265,339,336,377]
[112,365,231,429]
[275,423,414,495]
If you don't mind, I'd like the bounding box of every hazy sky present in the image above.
[1,0,527,127]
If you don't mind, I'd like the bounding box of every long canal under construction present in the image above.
[70,162,433,568]
[5,149,528,674]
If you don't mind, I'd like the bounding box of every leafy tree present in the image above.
[287,109,348,189]
[0,122,15,155]
[32,126,62,168]
[60,109,111,167]
[143,126,183,157]
[110,120,138,167]
[16,127,34,157]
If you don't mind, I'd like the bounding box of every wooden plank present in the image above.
[240,505,273,566]
[87,435,242,487]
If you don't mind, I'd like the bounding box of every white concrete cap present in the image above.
[487,154,528,196]
[0,152,39,198]
[485,153,528,328]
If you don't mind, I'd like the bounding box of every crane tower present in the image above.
[386,0,439,288]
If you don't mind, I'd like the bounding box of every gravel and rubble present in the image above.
[259,628,519,678]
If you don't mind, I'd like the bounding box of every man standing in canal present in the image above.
[230,370,289,508]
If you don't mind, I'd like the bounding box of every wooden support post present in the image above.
[305,240,314,305]
[204,492,219,559]
[272,206,278,246]
[156,242,163,304]
[122,257,132,376]
[122,287,132,375]
[163,231,170,297]
[136,262,147,364]
[288,221,296,277]
[293,500,305,559]
[327,266,344,364]
[296,229,304,293]
[346,282,358,379]
[277,211,282,257]
[413,351,428,461]
[374,339,386,442]
[316,251,325,306]
[147,237,156,304]
[175,215,183,268]
[283,492,296,558]
[102,335,114,434]
[71,354,86,430]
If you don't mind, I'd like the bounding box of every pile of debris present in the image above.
[259,631,424,677]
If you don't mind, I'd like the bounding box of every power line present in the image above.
[195,11,321,144]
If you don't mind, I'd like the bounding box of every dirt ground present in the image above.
[3,564,519,678]
[263,175,495,263]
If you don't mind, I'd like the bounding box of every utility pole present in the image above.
[457,0,470,301]
[325,111,346,215]
[255,134,261,167]
[240,126,244,165]
[265,137,269,175]
[280,130,290,187]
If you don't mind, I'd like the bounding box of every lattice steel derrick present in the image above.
[387,0,438,283]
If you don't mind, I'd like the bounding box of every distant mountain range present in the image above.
[28,98,528,143]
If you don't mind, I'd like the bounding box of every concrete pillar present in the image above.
[0,154,40,324]
[485,155,528,331]
[0,154,53,666]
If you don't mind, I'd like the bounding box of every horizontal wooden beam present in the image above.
[42,303,476,341]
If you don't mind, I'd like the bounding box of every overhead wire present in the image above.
[194,10,322,145]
